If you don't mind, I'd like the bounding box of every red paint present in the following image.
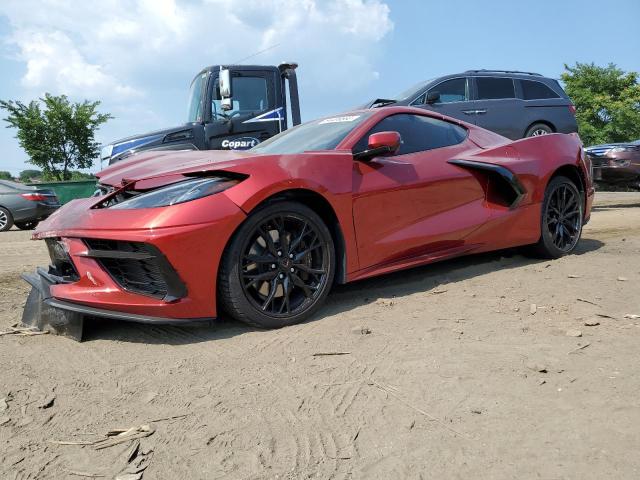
[33,107,593,320]
[367,131,401,151]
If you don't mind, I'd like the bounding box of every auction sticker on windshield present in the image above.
[319,115,361,124]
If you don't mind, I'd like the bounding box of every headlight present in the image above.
[110,177,240,210]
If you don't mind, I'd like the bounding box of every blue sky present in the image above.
[0,0,638,176]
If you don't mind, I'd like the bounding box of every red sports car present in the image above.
[23,106,593,337]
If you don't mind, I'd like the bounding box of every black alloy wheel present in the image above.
[531,175,583,258]
[219,201,335,328]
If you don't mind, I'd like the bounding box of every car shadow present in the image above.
[82,237,604,344]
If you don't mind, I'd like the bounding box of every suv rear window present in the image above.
[475,77,515,100]
[520,79,560,100]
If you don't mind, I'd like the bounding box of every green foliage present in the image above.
[41,170,95,182]
[0,94,112,181]
[561,63,640,146]
[0,171,13,180]
[19,169,43,182]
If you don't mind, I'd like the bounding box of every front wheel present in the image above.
[218,201,335,329]
[530,175,583,258]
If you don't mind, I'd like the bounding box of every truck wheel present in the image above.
[525,123,553,137]
[530,176,583,258]
[218,201,335,329]
[15,221,39,230]
[0,207,14,232]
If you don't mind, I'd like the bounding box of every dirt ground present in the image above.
[1,192,639,480]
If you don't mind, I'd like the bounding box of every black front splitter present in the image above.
[21,268,214,341]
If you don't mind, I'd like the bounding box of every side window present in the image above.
[353,114,467,155]
[429,78,468,103]
[475,77,515,100]
[212,76,270,119]
[520,79,560,100]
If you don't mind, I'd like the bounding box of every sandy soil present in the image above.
[1,193,639,480]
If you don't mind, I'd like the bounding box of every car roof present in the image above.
[0,179,36,191]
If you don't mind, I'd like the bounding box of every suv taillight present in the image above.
[568,104,576,115]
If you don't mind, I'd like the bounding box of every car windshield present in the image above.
[250,112,373,155]
[187,72,207,123]
[393,78,435,100]
[633,139,640,145]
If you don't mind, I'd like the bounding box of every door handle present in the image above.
[475,109,487,115]
[462,110,476,115]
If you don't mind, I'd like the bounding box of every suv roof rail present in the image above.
[464,69,543,77]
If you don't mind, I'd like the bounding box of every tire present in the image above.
[530,175,583,258]
[218,201,336,329]
[15,221,39,230]
[0,207,14,232]
[525,123,553,137]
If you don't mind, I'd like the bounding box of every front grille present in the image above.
[586,147,611,157]
[590,157,610,167]
[84,239,186,301]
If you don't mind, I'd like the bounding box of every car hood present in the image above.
[97,149,260,188]
[585,142,634,151]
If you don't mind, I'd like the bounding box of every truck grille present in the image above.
[83,239,186,301]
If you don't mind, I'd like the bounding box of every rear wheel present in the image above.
[531,175,583,258]
[218,201,335,329]
[0,207,14,232]
[525,123,553,137]
[15,221,39,230]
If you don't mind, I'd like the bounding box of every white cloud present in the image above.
[1,0,392,98]
[12,30,140,98]
[0,0,392,162]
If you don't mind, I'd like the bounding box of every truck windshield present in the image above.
[187,72,207,123]
[250,112,373,155]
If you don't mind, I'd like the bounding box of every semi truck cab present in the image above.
[101,63,301,165]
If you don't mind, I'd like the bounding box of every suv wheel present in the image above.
[525,123,553,137]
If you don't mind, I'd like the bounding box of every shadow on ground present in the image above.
[81,238,604,344]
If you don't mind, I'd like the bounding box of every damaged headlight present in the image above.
[110,177,240,210]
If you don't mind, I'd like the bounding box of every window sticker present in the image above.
[319,115,361,124]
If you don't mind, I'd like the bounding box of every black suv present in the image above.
[383,70,577,140]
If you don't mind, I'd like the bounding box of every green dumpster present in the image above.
[28,180,97,204]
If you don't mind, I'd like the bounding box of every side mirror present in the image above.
[426,91,440,104]
[219,68,232,111]
[354,131,401,161]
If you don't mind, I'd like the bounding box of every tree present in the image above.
[19,169,43,183]
[0,171,13,180]
[0,94,112,181]
[561,63,640,146]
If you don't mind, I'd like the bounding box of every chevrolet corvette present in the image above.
[23,106,593,336]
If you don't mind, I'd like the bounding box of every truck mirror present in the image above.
[219,69,232,99]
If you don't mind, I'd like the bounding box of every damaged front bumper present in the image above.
[22,267,214,341]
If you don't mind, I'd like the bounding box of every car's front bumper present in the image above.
[22,267,215,340]
[26,192,247,323]
[593,165,640,184]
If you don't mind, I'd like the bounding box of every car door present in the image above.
[470,76,522,139]
[415,77,478,124]
[351,113,491,270]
